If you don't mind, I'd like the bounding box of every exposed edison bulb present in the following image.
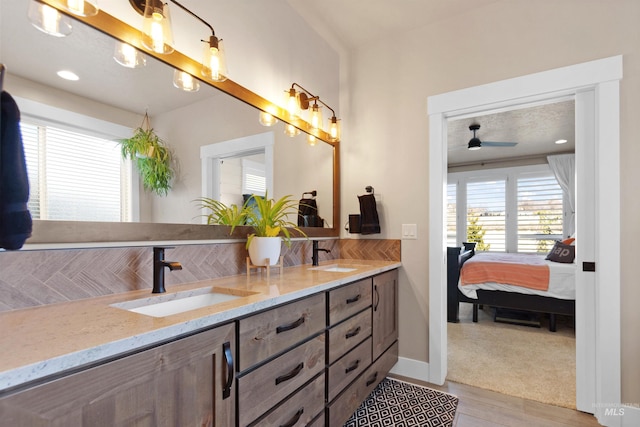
[328,117,341,141]
[173,70,200,92]
[284,124,300,137]
[259,111,277,127]
[285,89,300,117]
[65,0,98,17]
[309,104,323,131]
[113,41,146,68]
[141,1,174,54]
[28,1,72,37]
[202,37,227,82]
[307,134,317,146]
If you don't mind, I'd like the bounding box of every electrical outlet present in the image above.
[402,224,417,239]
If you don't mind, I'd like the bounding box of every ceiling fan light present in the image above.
[468,137,482,150]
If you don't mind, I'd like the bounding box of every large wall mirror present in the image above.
[2,1,340,245]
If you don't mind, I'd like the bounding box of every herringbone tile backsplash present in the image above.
[0,239,399,312]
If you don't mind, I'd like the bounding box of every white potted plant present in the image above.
[199,193,306,266]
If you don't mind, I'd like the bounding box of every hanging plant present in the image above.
[119,112,175,196]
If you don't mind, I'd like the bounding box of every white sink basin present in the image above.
[308,264,365,273]
[111,288,252,318]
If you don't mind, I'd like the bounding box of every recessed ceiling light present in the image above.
[555,139,568,145]
[57,70,79,81]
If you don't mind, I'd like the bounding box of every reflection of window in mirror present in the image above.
[17,99,139,222]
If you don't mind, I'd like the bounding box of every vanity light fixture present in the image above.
[113,41,147,68]
[131,0,228,81]
[28,0,73,37]
[259,107,278,127]
[284,124,300,137]
[286,83,341,142]
[307,134,317,146]
[140,0,174,54]
[173,69,200,92]
[62,0,99,17]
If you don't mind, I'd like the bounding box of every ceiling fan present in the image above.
[466,123,518,150]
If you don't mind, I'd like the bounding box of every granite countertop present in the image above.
[0,259,400,392]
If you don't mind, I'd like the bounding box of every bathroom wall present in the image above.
[0,239,400,313]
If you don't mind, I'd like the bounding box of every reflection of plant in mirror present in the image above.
[199,193,306,248]
[119,115,175,196]
[197,198,246,225]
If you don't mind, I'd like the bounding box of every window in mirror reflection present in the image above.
[21,122,132,222]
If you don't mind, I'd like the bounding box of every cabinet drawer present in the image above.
[328,279,372,325]
[239,293,326,371]
[238,335,325,426]
[327,336,372,402]
[327,341,398,427]
[327,308,371,364]
[251,374,324,427]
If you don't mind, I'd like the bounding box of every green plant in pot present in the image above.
[199,193,306,266]
[119,113,175,196]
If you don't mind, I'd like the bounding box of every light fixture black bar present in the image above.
[169,0,215,36]
[291,82,336,117]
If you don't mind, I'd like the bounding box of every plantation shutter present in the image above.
[447,182,457,247]
[242,159,266,196]
[517,172,563,253]
[466,179,506,252]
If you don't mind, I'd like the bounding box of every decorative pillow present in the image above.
[562,237,575,245]
[546,241,576,263]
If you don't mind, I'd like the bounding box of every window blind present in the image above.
[20,122,128,222]
[517,173,563,253]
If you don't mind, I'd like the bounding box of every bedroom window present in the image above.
[449,164,564,253]
[21,121,131,222]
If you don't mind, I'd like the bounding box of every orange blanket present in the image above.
[460,253,550,291]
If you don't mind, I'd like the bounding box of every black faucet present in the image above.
[312,240,331,266]
[153,247,182,293]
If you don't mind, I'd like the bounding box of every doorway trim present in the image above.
[427,56,621,425]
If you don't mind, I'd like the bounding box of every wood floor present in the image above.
[390,374,601,427]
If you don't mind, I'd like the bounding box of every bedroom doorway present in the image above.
[427,56,621,422]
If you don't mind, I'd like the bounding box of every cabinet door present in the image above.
[372,269,399,361]
[0,323,236,427]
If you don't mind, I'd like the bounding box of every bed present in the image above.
[447,243,576,332]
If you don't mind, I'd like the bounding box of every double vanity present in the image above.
[0,259,400,426]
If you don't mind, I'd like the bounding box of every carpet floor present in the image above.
[344,377,459,427]
[447,304,576,409]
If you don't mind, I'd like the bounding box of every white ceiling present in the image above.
[286,0,576,167]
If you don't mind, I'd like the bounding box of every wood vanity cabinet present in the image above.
[372,269,399,360]
[237,292,326,426]
[0,323,236,427]
[326,269,399,426]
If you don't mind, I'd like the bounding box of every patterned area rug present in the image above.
[344,378,459,427]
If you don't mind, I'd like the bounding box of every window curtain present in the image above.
[547,154,575,237]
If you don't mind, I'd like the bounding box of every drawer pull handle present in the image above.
[275,362,304,385]
[345,326,361,339]
[280,408,304,427]
[345,359,360,374]
[366,371,379,387]
[222,341,234,399]
[346,294,361,304]
[276,316,305,334]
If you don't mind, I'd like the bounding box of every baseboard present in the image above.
[389,357,430,383]
[621,404,640,427]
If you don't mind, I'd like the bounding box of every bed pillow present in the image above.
[546,241,576,263]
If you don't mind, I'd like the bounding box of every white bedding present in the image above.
[458,256,576,300]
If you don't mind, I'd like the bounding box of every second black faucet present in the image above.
[312,240,331,266]
[153,247,182,293]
